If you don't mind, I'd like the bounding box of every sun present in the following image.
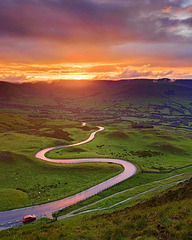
[62,74,95,80]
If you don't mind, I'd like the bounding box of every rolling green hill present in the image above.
[1,177,192,240]
[0,113,122,211]
[1,79,192,128]
[1,80,192,239]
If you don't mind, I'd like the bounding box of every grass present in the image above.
[46,126,192,173]
[1,113,192,215]
[44,125,192,217]
[56,168,192,217]
[1,112,192,239]
[1,80,192,238]
[0,189,28,210]
[105,131,130,139]
[0,114,122,211]
[1,178,192,240]
[68,172,191,215]
[0,155,122,211]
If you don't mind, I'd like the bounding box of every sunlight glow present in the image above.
[0,62,192,82]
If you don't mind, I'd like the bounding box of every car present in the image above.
[22,214,36,223]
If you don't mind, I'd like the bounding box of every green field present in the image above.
[1,112,192,215]
[0,113,122,211]
[1,80,192,239]
[1,178,192,240]
[46,126,192,172]
[44,121,192,219]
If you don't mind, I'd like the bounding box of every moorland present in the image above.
[1,79,192,239]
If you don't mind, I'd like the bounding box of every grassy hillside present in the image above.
[0,113,122,211]
[1,80,192,238]
[1,79,192,128]
[1,112,192,215]
[45,125,192,218]
[46,126,192,173]
[1,177,192,240]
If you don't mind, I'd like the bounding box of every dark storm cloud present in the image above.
[0,0,191,44]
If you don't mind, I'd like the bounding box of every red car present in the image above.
[22,214,36,223]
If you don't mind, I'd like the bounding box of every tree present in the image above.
[52,211,59,221]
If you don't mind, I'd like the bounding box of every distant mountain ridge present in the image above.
[1,79,192,125]
[1,79,192,102]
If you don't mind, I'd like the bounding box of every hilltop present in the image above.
[1,79,192,128]
[1,79,192,103]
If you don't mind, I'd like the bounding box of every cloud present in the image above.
[94,65,175,80]
[117,67,174,79]
[87,65,117,73]
[0,62,191,82]
[0,0,191,44]
[0,0,191,67]
[0,74,28,83]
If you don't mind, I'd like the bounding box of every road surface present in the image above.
[0,126,137,229]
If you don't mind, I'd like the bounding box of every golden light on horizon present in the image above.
[0,61,192,83]
[0,0,191,83]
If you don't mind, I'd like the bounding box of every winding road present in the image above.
[0,126,137,229]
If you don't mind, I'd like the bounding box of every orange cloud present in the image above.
[0,62,192,82]
[0,0,191,81]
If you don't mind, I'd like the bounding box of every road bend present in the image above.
[0,126,137,229]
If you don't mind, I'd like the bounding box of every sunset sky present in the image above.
[0,0,192,82]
